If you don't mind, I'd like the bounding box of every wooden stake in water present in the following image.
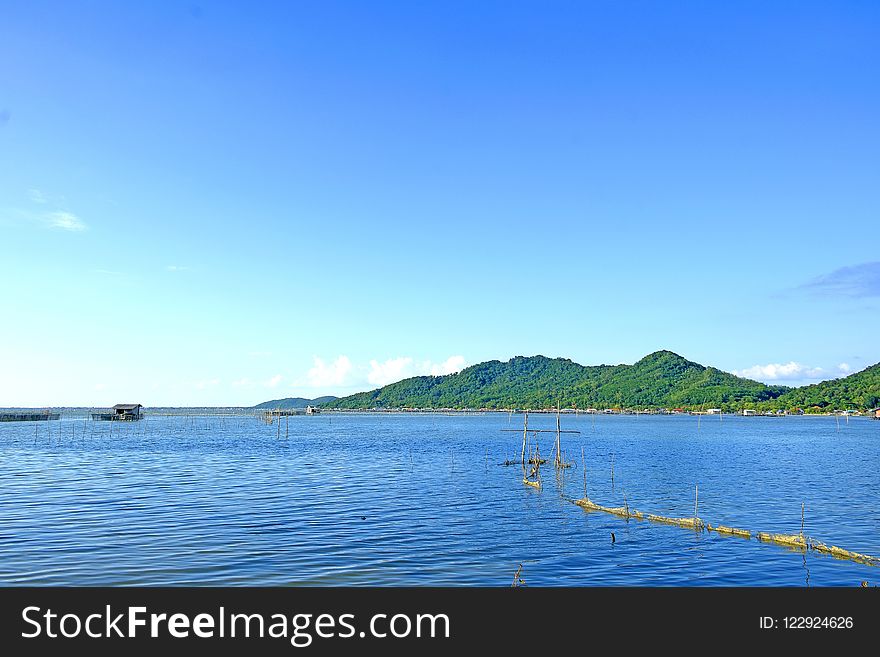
[610,453,615,490]
[555,406,562,468]
[801,501,805,537]
[694,484,699,519]
[520,411,529,466]
[286,414,289,439]
[582,446,587,499]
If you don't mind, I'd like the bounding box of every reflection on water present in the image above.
[0,413,877,586]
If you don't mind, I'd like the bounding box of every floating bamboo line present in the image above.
[575,497,644,520]
[756,532,807,549]
[645,514,704,530]
[809,541,878,566]
[707,525,752,539]
[571,492,876,566]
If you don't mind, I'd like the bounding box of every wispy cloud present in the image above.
[307,356,353,387]
[28,188,48,204]
[799,262,880,298]
[195,378,221,390]
[93,269,125,276]
[232,377,255,387]
[430,355,467,376]
[367,355,467,386]
[299,354,467,390]
[265,374,283,388]
[733,361,851,383]
[166,265,189,272]
[46,211,86,231]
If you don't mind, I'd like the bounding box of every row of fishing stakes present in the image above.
[274,414,290,439]
[503,410,880,569]
[501,408,581,489]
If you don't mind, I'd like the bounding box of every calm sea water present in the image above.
[0,413,877,586]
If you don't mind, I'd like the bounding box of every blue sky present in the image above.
[1,1,878,406]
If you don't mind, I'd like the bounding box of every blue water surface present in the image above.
[0,413,877,586]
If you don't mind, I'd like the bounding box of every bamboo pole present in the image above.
[582,446,587,499]
[555,406,562,468]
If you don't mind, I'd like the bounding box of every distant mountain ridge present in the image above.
[319,351,879,412]
[775,362,880,410]
[253,396,338,410]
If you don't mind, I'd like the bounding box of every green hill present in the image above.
[776,363,880,411]
[325,351,793,411]
[253,396,338,410]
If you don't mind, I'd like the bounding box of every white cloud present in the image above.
[368,357,415,386]
[265,374,283,388]
[733,361,852,382]
[367,355,467,386]
[430,355,467,376]
[298,355,467,390]
[166,265,188,272]
[195,378,221,390]
[307,356,353,387]
[28,188,48,204]
[46,211,86,231]
[232,378,254,387]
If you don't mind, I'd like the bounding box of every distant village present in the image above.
[2,403,879,422]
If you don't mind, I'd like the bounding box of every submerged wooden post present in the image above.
[555,406,562,468]
[694,484,699,519]
[582,446,587,500]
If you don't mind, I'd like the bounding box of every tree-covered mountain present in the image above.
[253,396,337,410]
[776,363,880,411]
[324,351,796,411]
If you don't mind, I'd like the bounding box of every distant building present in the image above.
[706,408,722,415]
[91,403,143,421]
[872,408,880,420]
[305,405,320,415]
[742,409,757,416]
